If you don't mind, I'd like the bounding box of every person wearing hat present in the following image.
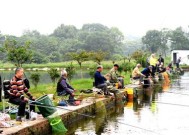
[108,64,124,88]
[94,65,110,95]
[56,69,76,105]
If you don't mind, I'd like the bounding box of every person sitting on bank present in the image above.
[9,68,35,122]
[94,65,111,96]
[108,64,124,89]
[132,64,145,84]
[56,69,76,105]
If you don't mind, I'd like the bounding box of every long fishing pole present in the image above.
[29,100,95,118]
[154,101,189,108]
[162,91,189,96]
[128,83,171,86]
[116,121,162,135]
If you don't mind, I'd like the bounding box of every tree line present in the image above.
[0,24,189,66]
[142,27,189,56]
[0,23,124,65]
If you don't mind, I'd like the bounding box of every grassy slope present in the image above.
[0,73,131,111]
[0,60,135,69]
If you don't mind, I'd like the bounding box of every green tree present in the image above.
[4,40,32,67]
[142,30,162,53]
[111,54,123,64]
[67,51,90,68]
[120,62,135,74]
[67,51,90,78]
[31,51,48,64]
[48,68,60,85]
[131,50,148,67]
[159,28,170,57]
[82,23,108,32]
[170,27,189,50]
[30,73,40,88]
[79,23,124,54]
[52,24,78,39]
[91,50,108,65]
[66,62,76,81]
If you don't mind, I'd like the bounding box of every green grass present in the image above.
[0,60,135,69]
[29,79,94,98]
[0,74,131,111]
[0,56,174,70]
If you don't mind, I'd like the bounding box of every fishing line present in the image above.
[129,83,186,88]
[29,101,95,118]
[116,121,162,135]
[154,101,189,108]
[162,91,189,96]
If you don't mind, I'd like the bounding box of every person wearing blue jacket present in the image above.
[141,66,153,78]
[94,65,110,95]
[141,66,153,88]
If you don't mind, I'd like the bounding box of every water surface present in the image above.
[66,72,189,135]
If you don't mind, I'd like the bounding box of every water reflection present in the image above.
[66,103,124,135]
[66,72,189,135]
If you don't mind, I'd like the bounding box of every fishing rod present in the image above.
[165,91,189,96]
[29,100,95,118]
[116,121,162,135]
[154,101,189,108]
[126,84,187,89]
[162,91,189,96]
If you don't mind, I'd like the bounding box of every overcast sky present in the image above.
[0,0,189,37]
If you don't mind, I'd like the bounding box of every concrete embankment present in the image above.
[1,85,140,135]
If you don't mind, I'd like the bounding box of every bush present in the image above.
[48,68,60,84]
[131,50,148,67]
[88,66,96,79]
[66,62,76,81]
[30,73,40,88]
[120,62,135,74]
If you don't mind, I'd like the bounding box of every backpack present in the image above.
[24,78,30,89]
[3,80,11,99]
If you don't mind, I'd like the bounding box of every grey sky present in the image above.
[0,0,189,37]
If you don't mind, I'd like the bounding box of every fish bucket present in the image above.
[36,95,57,117]
[48,116,67,135]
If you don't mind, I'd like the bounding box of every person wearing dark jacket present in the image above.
[94,65,110,95]
[141,66,153,88]
[141,66,153,78]
[158,55,164,66]
[9,68,35,122]
[176,57,181,68]
[57,69,75,105]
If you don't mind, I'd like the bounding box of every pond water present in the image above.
[65,72,189,135]
[0,70,92,84]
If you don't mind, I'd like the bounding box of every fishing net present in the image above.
[48,116,67,135]
[35,95,57,117]
[95,100,106,114]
